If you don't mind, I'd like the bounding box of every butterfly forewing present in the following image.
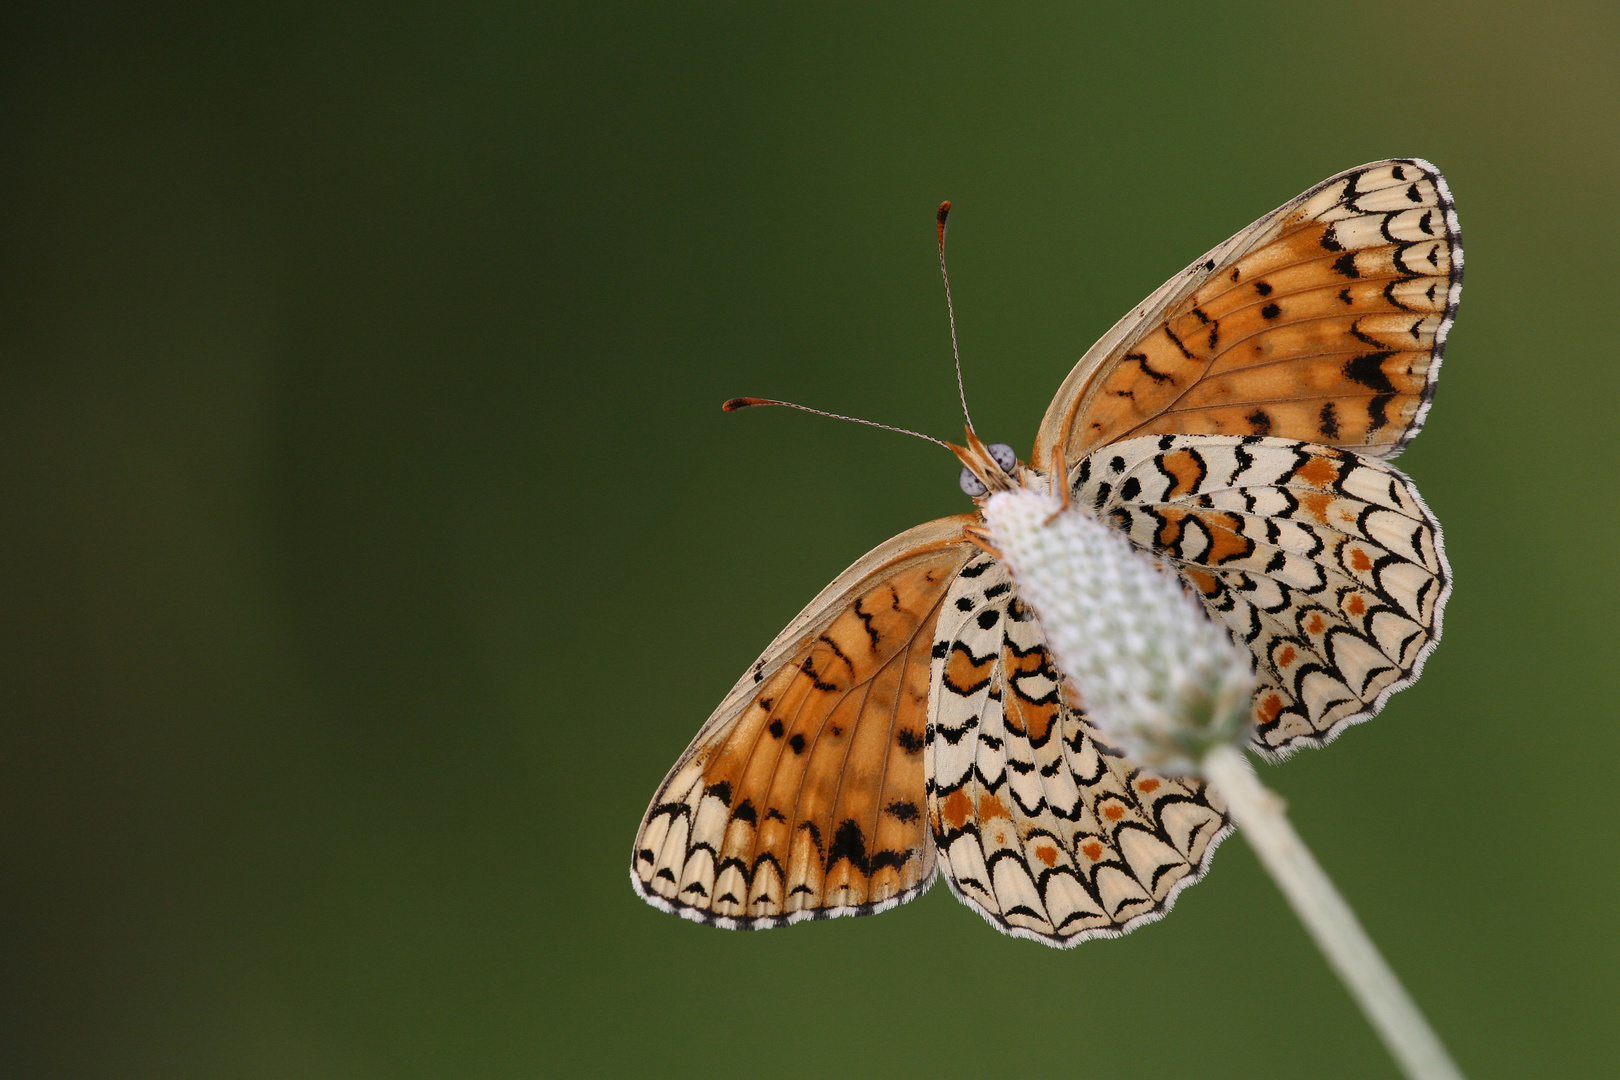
[926,554,1230,945]
[632,517,975,927]
[1034,159,1461,469]
[1076,434,1450,755]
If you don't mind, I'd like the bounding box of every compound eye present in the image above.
[987,442,1017,473]
[959,467,988,497]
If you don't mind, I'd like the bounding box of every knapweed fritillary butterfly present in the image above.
[632,160,1458,945]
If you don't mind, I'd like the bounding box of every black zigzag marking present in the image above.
[647,799,694,825]
[934,714,980,746]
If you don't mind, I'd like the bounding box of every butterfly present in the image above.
[631,160,1459,946]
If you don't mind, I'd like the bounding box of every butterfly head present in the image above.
[951,427,1023,499]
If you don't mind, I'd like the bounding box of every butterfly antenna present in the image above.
[937,201,975,434]
[722,397,952,450]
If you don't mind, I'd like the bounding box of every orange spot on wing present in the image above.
[1198,511,1252,564]
[1102,803,1124,822]
[1294,455,1340,488]
[977,792,1010,821]
[941,789,973,830]
[1277,645,1296,667]
[1004,645,1058,742]
[1299,490,1333,525]
[1161,449,1204,499]
[1082,841,1104,861]
[1258,693,1284,723]
[1156,507,1188,548]
[1009,698,1058,743]
[944,647,994,694]
[1182,567,1220,596]
[1137,777,1160,793]
[1346,594,1366,616]
[1035,845,1058,868]
[1308,614,1325,635]
[1349,547,1373,572]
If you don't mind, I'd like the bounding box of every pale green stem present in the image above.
[1201,744,1466,1080]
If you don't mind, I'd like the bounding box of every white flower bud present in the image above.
[982,486,1256,774]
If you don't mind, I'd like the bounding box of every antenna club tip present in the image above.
[937,201,951,223]
[722,397,770,412]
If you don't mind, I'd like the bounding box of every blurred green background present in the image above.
[3,4,1617,1078]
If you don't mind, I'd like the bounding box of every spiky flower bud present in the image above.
[982,486,1256,774]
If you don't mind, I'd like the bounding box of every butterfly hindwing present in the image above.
[926,553,1230,945]
[1078,434,1450,756]
[631,517,975,927]
[1034,159,1461,469]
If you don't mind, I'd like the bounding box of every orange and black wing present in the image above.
[1034,159,1461,469]
[1074,434,1449,756]
[926,552,1230,945]
[631,517,975,928]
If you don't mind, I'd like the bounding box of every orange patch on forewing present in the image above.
[977,792,1010,821]
[1081,841,1104,861]
[941,788,973,830]
[1348,547,1373,572]
[754,810,792,870]
[1160,449,1205,499]
[1137,778,1161,793]
[1277,646,1297,668]
[1258,219,1335,273]
[1346,594,1366,616]
[1257,693,1285,723]
[1102,803,1125,822]
[1308,614,1325,635]
[1034,845,1058,868]
[1294,454,1340,488]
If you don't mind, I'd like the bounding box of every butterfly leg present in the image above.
[960,524,1004,562]
[1042,445,1070,524]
